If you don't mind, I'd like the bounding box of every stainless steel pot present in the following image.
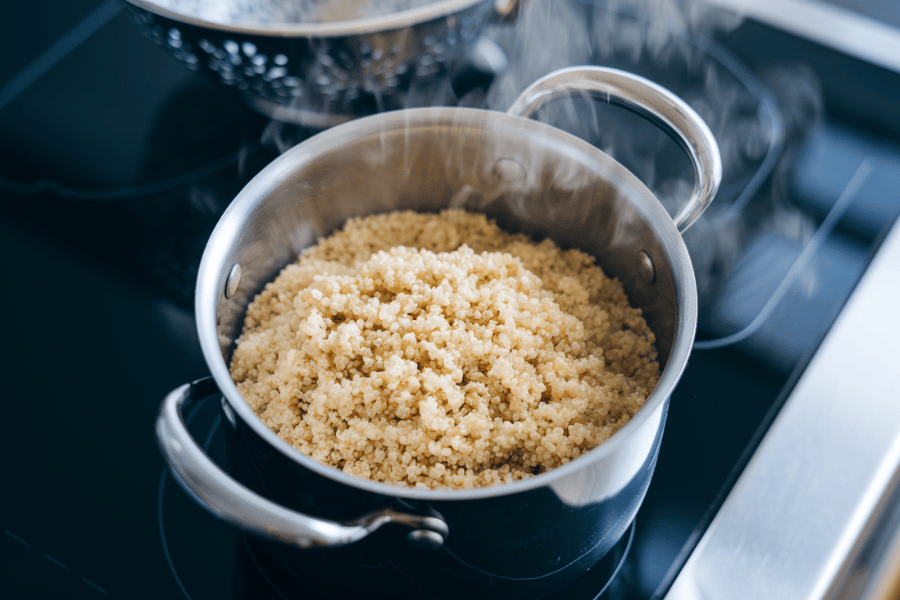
[123,0,518,126]
[157,66,721,598]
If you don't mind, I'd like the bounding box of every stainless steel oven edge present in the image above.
[664,217,900,599]
[700,0,900,75]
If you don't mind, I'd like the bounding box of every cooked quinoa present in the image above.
[229,209,660,489]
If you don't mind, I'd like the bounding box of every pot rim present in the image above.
[196,106,698,502]
[123,0,489,38]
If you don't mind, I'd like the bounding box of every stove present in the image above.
[2,1,899,599]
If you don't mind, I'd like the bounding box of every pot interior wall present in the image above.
[210,111,683,373]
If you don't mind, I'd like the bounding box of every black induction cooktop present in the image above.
[2,1,898,599]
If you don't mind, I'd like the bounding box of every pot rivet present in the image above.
[406,529,444,551]
[638,251,656,284]
[492,157,527,189]
[225,264,242,299]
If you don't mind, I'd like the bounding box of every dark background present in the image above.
[1,1,898,598]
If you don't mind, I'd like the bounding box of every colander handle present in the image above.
[156,377,448,550]
[506,66,722,234]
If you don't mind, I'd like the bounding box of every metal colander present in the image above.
[123,0,517,126]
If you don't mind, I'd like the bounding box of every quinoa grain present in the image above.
[230,210,660,489]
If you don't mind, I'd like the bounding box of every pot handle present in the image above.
[506,66,722,233]
[156,377,449,549]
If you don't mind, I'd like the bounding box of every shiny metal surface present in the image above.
[665,217,900,599]
[194,65,711,504]
[157,378,449,548]
[837,468,900,600]
[224,263,241,299]
[507,67,723,234]
[155,67,719,594]
[125,0,500,35]
[122,0,513,123]
[703,0,900,74]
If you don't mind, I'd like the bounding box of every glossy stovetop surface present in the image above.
[2,1,898,598]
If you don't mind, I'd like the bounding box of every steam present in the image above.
[486,0,742,107]
[754,61,824,238]
[257,0,823,315]
[478,0,822,309]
